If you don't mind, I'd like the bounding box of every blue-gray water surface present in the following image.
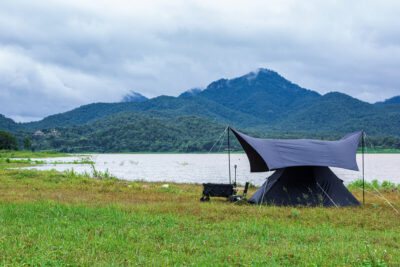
[19,153,400,186]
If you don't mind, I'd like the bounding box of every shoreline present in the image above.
[2,150,400,157]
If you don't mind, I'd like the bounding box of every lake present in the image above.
[20,153,400,186]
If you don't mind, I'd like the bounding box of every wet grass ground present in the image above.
[0,156,399,266]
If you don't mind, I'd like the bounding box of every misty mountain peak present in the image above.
[121,91,148,103]
[206,79,229,90]
[244,68,274,80]
[179,88,203,98]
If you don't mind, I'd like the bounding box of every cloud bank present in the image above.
[1,0,400,121]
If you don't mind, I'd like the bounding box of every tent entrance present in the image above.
[249,166,359,207]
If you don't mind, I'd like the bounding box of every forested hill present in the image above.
[0,115,20,132]
[21,96,265,130]
[31,112,237,152]
[9,111,400,152]
[280,92,400,136]
[1,68,400,151]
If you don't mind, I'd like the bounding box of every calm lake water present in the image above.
[20,153,400,186]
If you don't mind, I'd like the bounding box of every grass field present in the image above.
[0,153,399,266]
[34,149,400,155]
[72,149,400,154]
[0,150,70,159]
[357,148,400,154]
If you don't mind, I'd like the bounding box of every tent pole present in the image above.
[228,126,231,184]
[234,165,237,185]
[362,130,365,205]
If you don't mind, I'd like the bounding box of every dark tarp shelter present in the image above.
[231,128,361,207]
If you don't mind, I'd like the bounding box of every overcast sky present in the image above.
[1,0,400,122]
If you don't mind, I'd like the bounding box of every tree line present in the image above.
[2,110,400,153]
[0,130,32,151]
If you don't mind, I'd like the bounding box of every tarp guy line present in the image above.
[316,181,338,208]
[208,127,227,153]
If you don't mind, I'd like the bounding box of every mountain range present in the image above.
[1,68,399,152]
[376,96,400,105]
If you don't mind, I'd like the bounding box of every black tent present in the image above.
[230,128,361,207]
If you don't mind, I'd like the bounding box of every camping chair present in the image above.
[229,182,249,202]
[200,183,235,201]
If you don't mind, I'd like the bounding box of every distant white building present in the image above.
[49,129,58,136]
[34,130,44,136]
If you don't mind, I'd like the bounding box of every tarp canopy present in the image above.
[231,128,362,172]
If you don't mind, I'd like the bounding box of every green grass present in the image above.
[0,150,70,158]
[2,149,398,157]
[357,148,400,154]
[0,150,93,166]
[70,149,400,155]
[1,201,397,266]
[0,162,399,265]
[0,158,93,165]
[348,179,400,191]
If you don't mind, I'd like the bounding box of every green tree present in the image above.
[23,135,32,150]
[0,130,18,150]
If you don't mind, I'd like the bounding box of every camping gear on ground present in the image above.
[229,182,250,202]
[234,164,237,186]
[230,128,363,207]
[200,126,250,202]
[200,183,235,201]
[200,182,250,202]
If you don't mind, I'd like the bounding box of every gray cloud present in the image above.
[1,0,400,122]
